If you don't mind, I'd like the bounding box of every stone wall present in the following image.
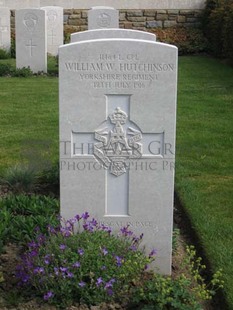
[1,0,206,10]
[62,9,202,33]
[10,9,203,35]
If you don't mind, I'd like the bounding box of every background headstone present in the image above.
[0,7,10,51]
[71,29,156,43]
[41,6,63,56]
[88,6,119,30]
[59,37,177,274]
[16,8,47,73]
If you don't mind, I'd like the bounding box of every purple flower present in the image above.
[17,272,30,284]
[90,218,97,226]
[105,278,115,290]
[100,224,112,234]
[78,281,86,287]
[132,236,139,243]
[36,234,46,245]
[149,249,157,257]
[47,225,56,234]
[120,226,133,236]
[83,222,94,232]
[28,240,37,248]
[29,249,38,257]
[115,256,123,267]
[43,291,54,301]
[81,212,89,220]
[54,267,59,276]
[78,248,84,256]
[60,227,72,237]
[59,244,67,251]
[73,261,81,268]
[101,247,108,256]
[68,218,77,225]
[96,277,104,287]
[75,214,81,221]
[60,267,68,273]
[67,272,74,278]
[101,265,107,270]
[44,254,51,265]
[129,245,137,251]
[33,267,45,274]
[106,288,113,296]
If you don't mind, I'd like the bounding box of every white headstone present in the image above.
[71,29,156,43]
[41,6,63,56]
[0,7,10,51]
[88,6,119,30]
[59,37,177,274]
[16,9,47,73]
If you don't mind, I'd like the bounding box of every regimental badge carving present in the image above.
[94,107,142,176]
[23,13,38,33]
[97,13,111,28]
[47,10,58,25]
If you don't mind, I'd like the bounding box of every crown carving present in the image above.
[109,107,127,124]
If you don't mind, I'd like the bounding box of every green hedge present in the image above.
[203,0,233,63]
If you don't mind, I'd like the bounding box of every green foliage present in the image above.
[47,55,59,76]
[10,37,16,59]
[151,27,208,55]
[130,246,224,310]
[17,214,153,308]
[0,205,11,253]
[172,228,180,252]
[0,63,33,77]
[38,162,59,188]
[0,63,12,76]
[222,5,233,63]
[131,275,202,310]
[203,0,233,62]
[12,67,33,77]
[0,57,57,77]
[0,164,37,193]
[16,212,223,309]
[183,246,224,300]
[0,194,59,247]
[0,48,11,59]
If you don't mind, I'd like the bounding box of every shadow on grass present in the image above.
[174,191,229,310]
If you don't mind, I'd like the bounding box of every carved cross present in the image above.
[72,94,164,217]
[26,39,37,57]
[48,29,56,45]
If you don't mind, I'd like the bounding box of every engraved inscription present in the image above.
[100,221,159,234]
[64,54,175,89]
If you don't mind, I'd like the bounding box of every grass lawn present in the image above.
[0,55,232,308]
[0,59,59,172]
[177,56,233,308]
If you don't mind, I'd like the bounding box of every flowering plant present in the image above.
[16,212,156,307]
